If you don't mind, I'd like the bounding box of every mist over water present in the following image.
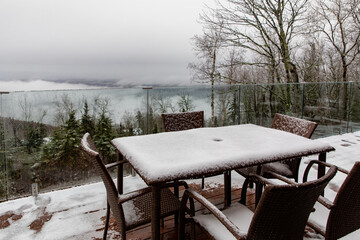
[0,0,209,91]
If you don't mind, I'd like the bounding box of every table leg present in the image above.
[318,152,326,178]
[152,185,161,240]
[224,171,231,207]
[318,152,326,196]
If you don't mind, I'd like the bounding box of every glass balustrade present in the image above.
[1,82,359,201]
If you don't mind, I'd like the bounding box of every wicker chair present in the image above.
[303,160,360,240]
[236,113,318,185]
[161,111,207,188]
[179,164,337,240]
[81,133,187,240]
[161,111,204,132]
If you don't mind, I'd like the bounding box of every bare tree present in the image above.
[202,0,310,84]
[188,14,225,126]
[312,0,360,117]
[153,95,175,114]
[298,37,327,83]
[177,95,195,113]
[53,94,76,126]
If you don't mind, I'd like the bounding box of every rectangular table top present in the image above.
[111,124,335,185]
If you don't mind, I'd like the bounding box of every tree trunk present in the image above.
[342,58,348,119]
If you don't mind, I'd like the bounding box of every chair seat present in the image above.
[307,201,330,235]
[124,187,181,229]
[262,162,293,177]
[236,162,293,178]
[193,202,253,240]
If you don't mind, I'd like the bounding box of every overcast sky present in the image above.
[0,0,209,91]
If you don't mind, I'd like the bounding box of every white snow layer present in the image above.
[0,130,359,239]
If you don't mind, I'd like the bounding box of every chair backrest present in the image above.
[326,162,360,240]
[161,111,204,132]
[271,113,318,139]
[247,165,337,240]
[81,133,126,234]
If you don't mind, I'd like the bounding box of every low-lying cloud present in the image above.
[0,0,206,91]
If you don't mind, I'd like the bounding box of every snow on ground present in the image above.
[0,131,359,240]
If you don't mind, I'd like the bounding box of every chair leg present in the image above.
[103,202,110,240]
[255,182,263,208]
[240,178,249,205]
[191,220,196,240]
[174,183,179,226]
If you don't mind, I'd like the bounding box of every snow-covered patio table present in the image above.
[111,124,335,240]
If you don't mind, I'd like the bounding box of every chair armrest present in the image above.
[307,219,326,236]
[264,171,297,185]
[303,160,346,183]
[105,160,127,169]
[317,195,334,209]
[183,188,247,240]
[118,187,152,203]
[248,173,278,186]
[164,181,195,216]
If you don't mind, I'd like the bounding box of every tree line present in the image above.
[189,0,360,123]
[0,93,201,199]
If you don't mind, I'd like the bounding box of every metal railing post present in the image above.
[143,87,152,135]
[346,82,353,133]
[301,83,305,119]
[238,85,241,124]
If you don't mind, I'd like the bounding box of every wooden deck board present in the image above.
[98,183,255,239]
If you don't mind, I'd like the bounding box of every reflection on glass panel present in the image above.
[0,88,146,200]
[349,82,360,133]
[0,83,359,201]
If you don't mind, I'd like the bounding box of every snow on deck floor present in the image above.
[0,131,359,240]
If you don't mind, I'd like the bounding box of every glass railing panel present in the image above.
[150,86,213,128]
[349,81,360,133]
[0,92,9,201]
[0,88,145,200]
[238,83,304,127]
[303,82,351,138]
[1,82,359,201]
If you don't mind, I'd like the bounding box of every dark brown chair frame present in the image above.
[161,111,204,132]
[236,113,318,194]
[179,164,337,240]
[81,133,192,240]
[267,113,318,181]
[303,160,360,240]
[161,111,208,189]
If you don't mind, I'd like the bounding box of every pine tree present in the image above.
[58,111,82,167]
[228,91,240,125]
[94,111,115,163]
[80,101,95,136]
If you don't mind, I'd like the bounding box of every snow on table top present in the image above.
[111,124,334,184]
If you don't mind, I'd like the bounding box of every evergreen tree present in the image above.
[228,91,240,125]
[80,101,95,136]
[42,111,82,168]
[94,111,115,163]
[135,110,145,133]
[25,123,46,154]
[58,111,82,167]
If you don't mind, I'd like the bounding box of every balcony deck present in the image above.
[96,181,256,240]
[1,130,359,239]
[95,181,319,240]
